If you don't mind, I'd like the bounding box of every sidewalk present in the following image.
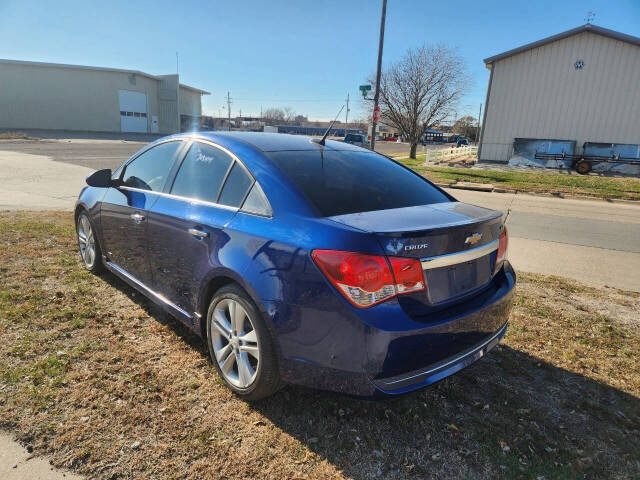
[0,151,93,211]
[0,432,82,480]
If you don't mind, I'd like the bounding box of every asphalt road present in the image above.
[448,189,640,291]
[0,137,449,169]
[0,138,146,171]
[1,138,638,291]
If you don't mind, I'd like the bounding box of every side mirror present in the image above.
[86,169,116,188]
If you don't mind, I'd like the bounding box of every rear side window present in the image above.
[267,150,450,217]
[170,142,233,203]
[241,182,271,216]
[218,163,253,207]
[122,141,182,191]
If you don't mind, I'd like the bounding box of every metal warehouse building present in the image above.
[478,24,640,164]
[0,59,209,135]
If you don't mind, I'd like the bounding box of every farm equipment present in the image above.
[534,150,640,174]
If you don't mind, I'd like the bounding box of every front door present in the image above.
[100,140,184,285]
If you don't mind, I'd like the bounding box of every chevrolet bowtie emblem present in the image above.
[465,232,483,245]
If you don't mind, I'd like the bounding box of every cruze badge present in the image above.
[465,233,483,245]
[404,243,429,252]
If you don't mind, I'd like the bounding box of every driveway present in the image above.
[374,141,452,157]
[1,140,638,291]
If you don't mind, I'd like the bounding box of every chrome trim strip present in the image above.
[106,261,193,319]
[119,186,240,212]
[375,322,508,388]
[420,239,499,270]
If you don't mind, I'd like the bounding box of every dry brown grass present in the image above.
[0,131,38,140]
[0,212,639,479]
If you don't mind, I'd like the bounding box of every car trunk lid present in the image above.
[328,202,504,308]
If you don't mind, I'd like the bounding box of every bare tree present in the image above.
[263,108,285,125]
[283,106,296,125]
[453,115,478,141]
[373,44,470,158]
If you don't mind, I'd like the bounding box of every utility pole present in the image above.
[227,91,232,131]
[176,52,179,74]
[370,0,387,152]
[477,103,482,143]
[345,93,350,135]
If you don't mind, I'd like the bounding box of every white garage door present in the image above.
[118,90,148,133]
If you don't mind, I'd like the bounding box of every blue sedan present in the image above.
[75,132,514,400]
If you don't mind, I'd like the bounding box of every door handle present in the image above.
[130,213,145,223]
[188,227,209,239]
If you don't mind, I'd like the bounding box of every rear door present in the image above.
[100,140,184,285]
[146,141,255,317]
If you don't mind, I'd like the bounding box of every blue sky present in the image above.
[1,0,638,121]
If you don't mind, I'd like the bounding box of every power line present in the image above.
[231,97,344,103]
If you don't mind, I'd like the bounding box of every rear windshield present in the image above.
[267,150,450,217]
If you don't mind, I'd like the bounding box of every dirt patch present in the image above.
[0,212,639,479]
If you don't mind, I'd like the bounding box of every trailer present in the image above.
[534,142,640,174]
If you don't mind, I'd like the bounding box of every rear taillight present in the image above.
[311,250,425,308]
[495,227,509,272]
[388,256,425,294]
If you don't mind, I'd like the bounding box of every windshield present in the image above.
[267,150,451,217]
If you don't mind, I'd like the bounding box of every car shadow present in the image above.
[251,345,640,479]
[97,271,639,479]
[97,271,208,357]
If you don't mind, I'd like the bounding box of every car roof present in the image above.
[172,131,364,153]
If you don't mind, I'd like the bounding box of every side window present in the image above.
[122,141,182,191]
[170,142,233,203]
[218,163,253,207]
[241,182,272,216]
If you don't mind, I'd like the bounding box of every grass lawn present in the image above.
[395,157,640,201]
[1,212,639,479]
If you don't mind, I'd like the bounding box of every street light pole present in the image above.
[370,0,387,152]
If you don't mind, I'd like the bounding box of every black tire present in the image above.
[206,284,283,400]
[576,161,592,175]
[75,211,104,273]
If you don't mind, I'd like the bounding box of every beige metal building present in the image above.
[0,59,209,135]
[478,24,640,162]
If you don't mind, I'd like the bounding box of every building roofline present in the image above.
[483,24,640,64]
[0,58,210,95]
[179,83,210,95]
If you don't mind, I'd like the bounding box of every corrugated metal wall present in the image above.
[157,74,179,134]
[0,62,159,132]
[178,88,202,116]
[480,31,640,162]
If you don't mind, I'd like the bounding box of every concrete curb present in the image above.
[437,182,639,204]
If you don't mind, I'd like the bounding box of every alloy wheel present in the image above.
[77,215,96,268]
[210,298,260,388]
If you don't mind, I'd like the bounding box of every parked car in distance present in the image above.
[343,132,368,147]
[457,137,470,147]
[76,132,515,400]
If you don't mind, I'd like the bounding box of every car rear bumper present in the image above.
[371,321,507,395]
[275,262,515,397]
